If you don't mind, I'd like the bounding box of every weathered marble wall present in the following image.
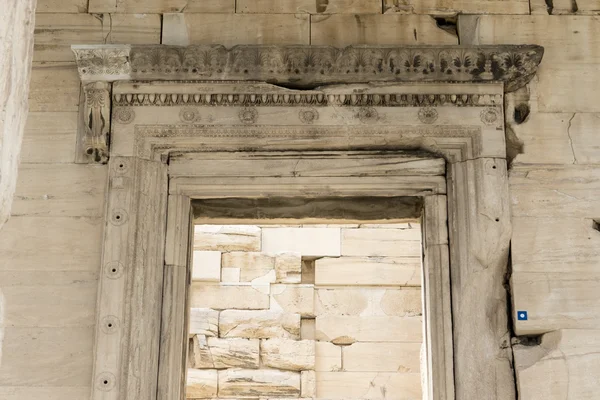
[0,2,598,399]
[187,223,423,399]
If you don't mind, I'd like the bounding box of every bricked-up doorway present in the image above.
[186,197,429,399]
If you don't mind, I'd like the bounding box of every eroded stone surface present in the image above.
[260,339,315,371]
[189,308,218,337]
[218,369,301,397]
[194,225,261,252]
[271,284,315,317]
[186,368,217,398]
[219,310,301,339]
[190,336,259,369]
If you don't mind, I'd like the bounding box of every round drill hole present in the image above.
[492,165,497,169]
[111,268,117,273]
[103,380,108,385]
[495,218,500,222]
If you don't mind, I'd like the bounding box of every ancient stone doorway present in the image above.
[72,43,544,400]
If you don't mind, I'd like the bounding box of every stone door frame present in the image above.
[72,44,544,400]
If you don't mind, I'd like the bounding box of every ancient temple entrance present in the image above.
[72,43,543,400]
[186,197,428,399]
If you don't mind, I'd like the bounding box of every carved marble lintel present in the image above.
[72,44,543,92]
[76,81,111,164]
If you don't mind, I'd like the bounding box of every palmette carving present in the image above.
[72,44,543,91]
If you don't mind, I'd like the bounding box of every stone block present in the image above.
[191,251,221,282]
[22,112,77,163]
[237,0,381,13]
[341,228,422,257]
[315,315,422,344]
[315,257,421,286]
[301,370,316,398]
[511,113,576,165]
[384,0,528,14]
[531,0,600,14]
[316,372,422,399]
[37,0,87,12]
[218,369,301,397]
[90,0,235,13]
[29,64,81,112]
[301,319,315,340]
[315,341,342,372]
[315,288,422,317]
[104,14,162,44]
[190,336,259,369]
[163,13,310,46]
[271,284,315,317]
[194,225,261,252]
[220,310,301,339]
[275,252,302,283]
[311,14,458,46]
[343,342,421,372]
[186,368,217,398]
[514,329,600,400]
[222,251,274,281]
[260,338,315,371]
[570,113,600,164]
[189,283,269,310]
[510,166,600,218]
[262,228,341,257]
[221,267,241,283]
[189,308,219,337]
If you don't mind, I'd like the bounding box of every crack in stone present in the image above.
[566,113,577,164]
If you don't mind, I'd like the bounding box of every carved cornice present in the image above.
[72,44,543,92]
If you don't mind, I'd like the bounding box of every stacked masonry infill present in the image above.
[187,224,424,399]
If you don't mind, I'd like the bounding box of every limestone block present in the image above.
[570,113,600,164]
[315,341,342,372]
[262,228,341,257]
[511,113,576,165]
[22,112,78,163]
[0,216,102,272]
[104,14,162,44]
[315,316,422,343]
[189,283,269,310]
[514,329,600,400]
[189,308,219,336]
[315,257,421,286]
[33,14,103,62]
[192,251,221,282]
[12,164,107,217]
[315,288,422,317]
[275,252,302,283]
[90,0,234,13]
[510,166,600,218]
[301,370,316,398]
[37,0,88,12]
[383,0,528,14]
[222,251,274,281]
[186,368,217,398]
[311,14,458,46]
[271,284,315,317]
[221,267,241,283]
[458,15,600,113]
[301,319,315,340]
[191,336,259,369]
[0,327,92,386]
[218,369,301,397]
[341,228,422,257]
[29,64,81,113]
[260,339,315,371]
[194,225,261,252]
[163,13,310,47]
[237,0,381,13]
[316,372,422,399]
[220,310,301,339]
[511,217,600,273]
[343,342,421,372]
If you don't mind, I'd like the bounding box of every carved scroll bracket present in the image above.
[76,81,112,164]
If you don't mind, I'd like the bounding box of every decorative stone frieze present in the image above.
[72,44,543,91]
